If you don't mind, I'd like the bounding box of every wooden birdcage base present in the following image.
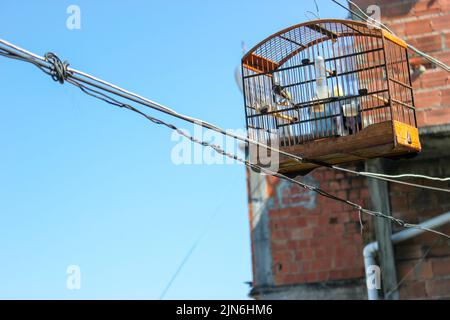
[277,120,421,175]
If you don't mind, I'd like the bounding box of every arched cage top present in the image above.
[242,19,406,74]
[240,19,419,174]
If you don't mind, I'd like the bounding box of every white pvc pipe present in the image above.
[364,211,450,300]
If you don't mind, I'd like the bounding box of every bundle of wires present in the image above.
[0,37,449,241]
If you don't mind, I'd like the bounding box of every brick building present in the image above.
[246,0,450,299]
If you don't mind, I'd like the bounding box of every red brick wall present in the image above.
[248,0,450,299]
[354,0,450,300]
[266,167,372,286]
[389,176,450,299]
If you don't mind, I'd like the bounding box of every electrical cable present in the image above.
[358,172,450,182]
[338,167,450,193]
[0,39,449,194]
[57,76,450,240]
[1,43,448,238]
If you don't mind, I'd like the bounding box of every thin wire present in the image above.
[338,167,450,193]
[159,240,198,300]
[305,0,321,20]
[359,172,450,182]
[159,172,242,300]
[1,40,449,194]
[313,0,320,18]
[0,38,46,62]
[61,77,450,240]
[0,49,52,76]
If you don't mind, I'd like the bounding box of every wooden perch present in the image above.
[260,106,298,123]
[371,94,389,104]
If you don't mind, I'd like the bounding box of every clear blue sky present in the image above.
[0,1,346,299]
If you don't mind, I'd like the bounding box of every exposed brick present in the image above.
[321,258,334,271]
[322,170,336,181]
[301,261,313,273]
[272,240,288,252]
[336,190,347,200]
[405,19,433,37]
[339,179,351,190]
[290,227,314,240]
[430,244,450,257]
[328,181,340,190]
[407,33,443,53]
[306,216,319,227]
[329,270,345,279]
[344,221,360,234]
[423,107,450,126]
[397,260,433,280]
[306,272,319,283]
[395,244,426,260]
[390,194,409,212]
[431,15,450,33]
[441,87,450,105]
[268,208,291,219]
[445,33,450,50]
[286,262,300,274]
[312,226,327,238]
[272,251,293,264]
[425,278,450,298]
[333,223,345,235]
[280,273,307,285]
[317,271,331,282]
[351,178,364,188]
[271,229,290,241]
[400,281,427,299]
[428,50,450,65]
[302,248,314,261]
[415,109,426,126]
[412,0,446,16]
[415,70,450,89]
[340,268,364,279]
[431,257,450,276]
[414,89,442,109]
[315,247,326,260]
[359,187,370,199]
[286,240,298,251]
[348,189,361,202]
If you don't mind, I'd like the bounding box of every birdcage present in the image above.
[241,19,421,175]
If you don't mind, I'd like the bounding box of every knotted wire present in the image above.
[44,52,70,84]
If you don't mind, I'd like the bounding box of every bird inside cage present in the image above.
[272,77,296,141]
[272,83,293,106]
